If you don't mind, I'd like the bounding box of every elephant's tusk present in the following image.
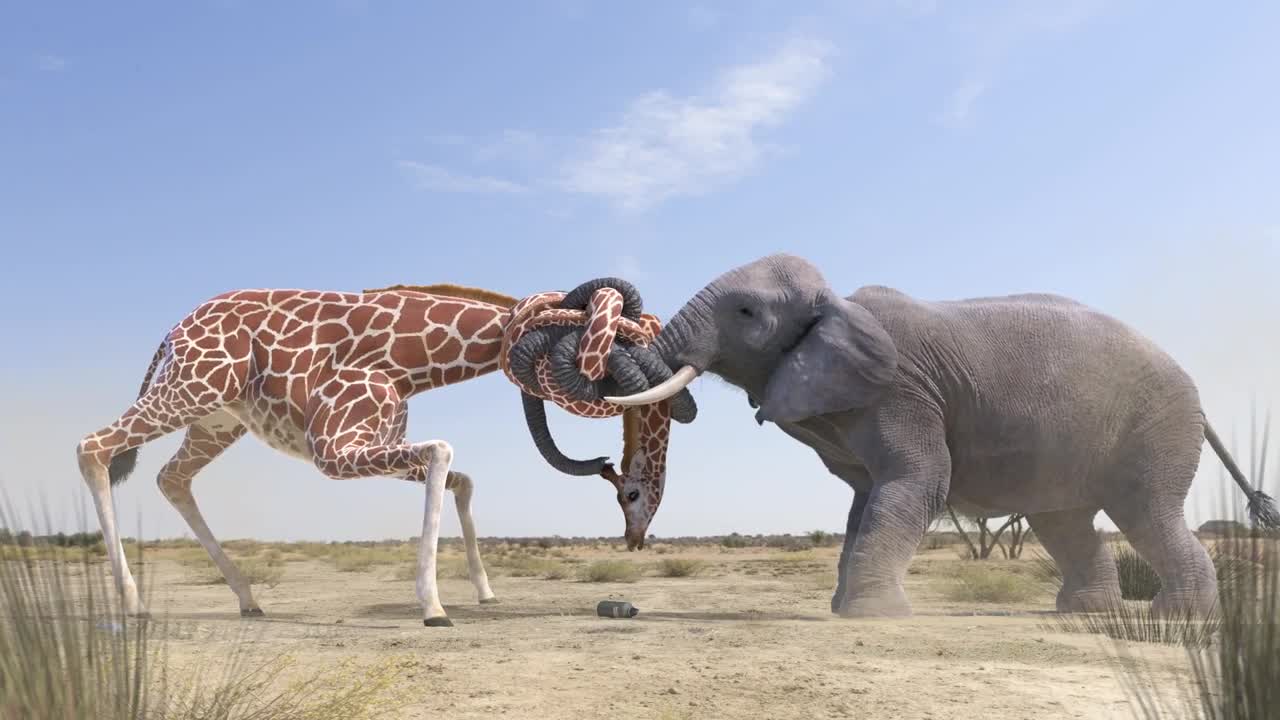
[605,365,698,406]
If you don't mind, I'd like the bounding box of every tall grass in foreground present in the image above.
[0,501,405,719]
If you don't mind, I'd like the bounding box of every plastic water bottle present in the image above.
[596,600,639,618]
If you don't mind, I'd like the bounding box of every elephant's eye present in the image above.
[738,306,754,318]
[626,490,640,503]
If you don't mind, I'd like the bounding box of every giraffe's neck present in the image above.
[375,292,511,398]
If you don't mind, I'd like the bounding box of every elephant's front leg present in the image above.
[832,489,869,613]
[837,419,950,618]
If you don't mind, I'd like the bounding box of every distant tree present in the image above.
[947,506,1028,560]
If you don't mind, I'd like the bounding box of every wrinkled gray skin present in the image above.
[651,253,1247,618]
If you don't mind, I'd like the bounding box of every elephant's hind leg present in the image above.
[1104,421,1218,618]
[1027,509,1121,613]
[1104,499,1218,618]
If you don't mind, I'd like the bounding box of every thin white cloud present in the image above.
[933,1,1110,128]
[35,54,68,72]
[398,160,528,195]
[936,79,986,128]
[557,36,834,211]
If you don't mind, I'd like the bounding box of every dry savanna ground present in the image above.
[8,531,1227,720]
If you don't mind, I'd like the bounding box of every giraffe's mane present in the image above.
[621,408,640,475]
[361,283,519,309]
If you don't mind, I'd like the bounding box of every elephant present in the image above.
[606,253,1278,618]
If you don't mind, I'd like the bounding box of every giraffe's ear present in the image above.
[621,408,641,475]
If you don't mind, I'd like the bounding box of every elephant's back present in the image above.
[851,285,1202,510]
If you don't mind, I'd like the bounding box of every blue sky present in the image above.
[2,1,1278,542]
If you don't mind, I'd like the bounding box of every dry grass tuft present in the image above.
[578,559,640,583]
[185,555,286,589]
[0,503,405,719]
[329,547,398,573]
[654,558,707,578]
[942,563,1043,604]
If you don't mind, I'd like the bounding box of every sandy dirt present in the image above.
[78,542,1204,720]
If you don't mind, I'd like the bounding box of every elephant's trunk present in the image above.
[520,393,611,476]
[606,291,717,409]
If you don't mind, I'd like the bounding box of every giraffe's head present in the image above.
[501,278,696,551]
[601,404,672,551]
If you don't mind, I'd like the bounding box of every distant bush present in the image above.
[807,530,835,547]
[495,553,565,578]
[720,533,749,549]
[579,560,640,583]
[330,547,397,573]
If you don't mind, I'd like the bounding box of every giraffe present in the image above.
[74,281,686,627]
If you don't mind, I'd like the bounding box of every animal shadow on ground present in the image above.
[355,602,593,622]
[638,609,827,623]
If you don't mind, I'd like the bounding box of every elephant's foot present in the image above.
[836,582,911,619]
[1056,586,1121,614]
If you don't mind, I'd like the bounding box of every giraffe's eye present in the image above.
[626,490,640,503]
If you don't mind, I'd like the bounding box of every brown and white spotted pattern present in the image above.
[77,288,520,625]
[76,284,677,626]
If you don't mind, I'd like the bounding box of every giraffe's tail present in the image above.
[109,339,169,487]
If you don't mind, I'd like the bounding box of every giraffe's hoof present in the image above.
[240,607,265,618]
[424,616,454,628]
[127,610,152,621]
[479,597,501,605]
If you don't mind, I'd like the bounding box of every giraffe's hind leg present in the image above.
[76,340,248,617]
[156,412,262,616]
[445,471,497,604]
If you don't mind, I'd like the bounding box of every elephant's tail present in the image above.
[1204,420,1280,530]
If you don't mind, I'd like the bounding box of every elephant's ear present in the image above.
[756,297,898,424]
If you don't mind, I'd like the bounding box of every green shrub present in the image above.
[1113,543,1162,600]
[720,533,749,549]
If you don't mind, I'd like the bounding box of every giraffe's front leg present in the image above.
[410,442,454,626]
[306,373,459,627]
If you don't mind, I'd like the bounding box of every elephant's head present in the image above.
[605,254,898,426]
